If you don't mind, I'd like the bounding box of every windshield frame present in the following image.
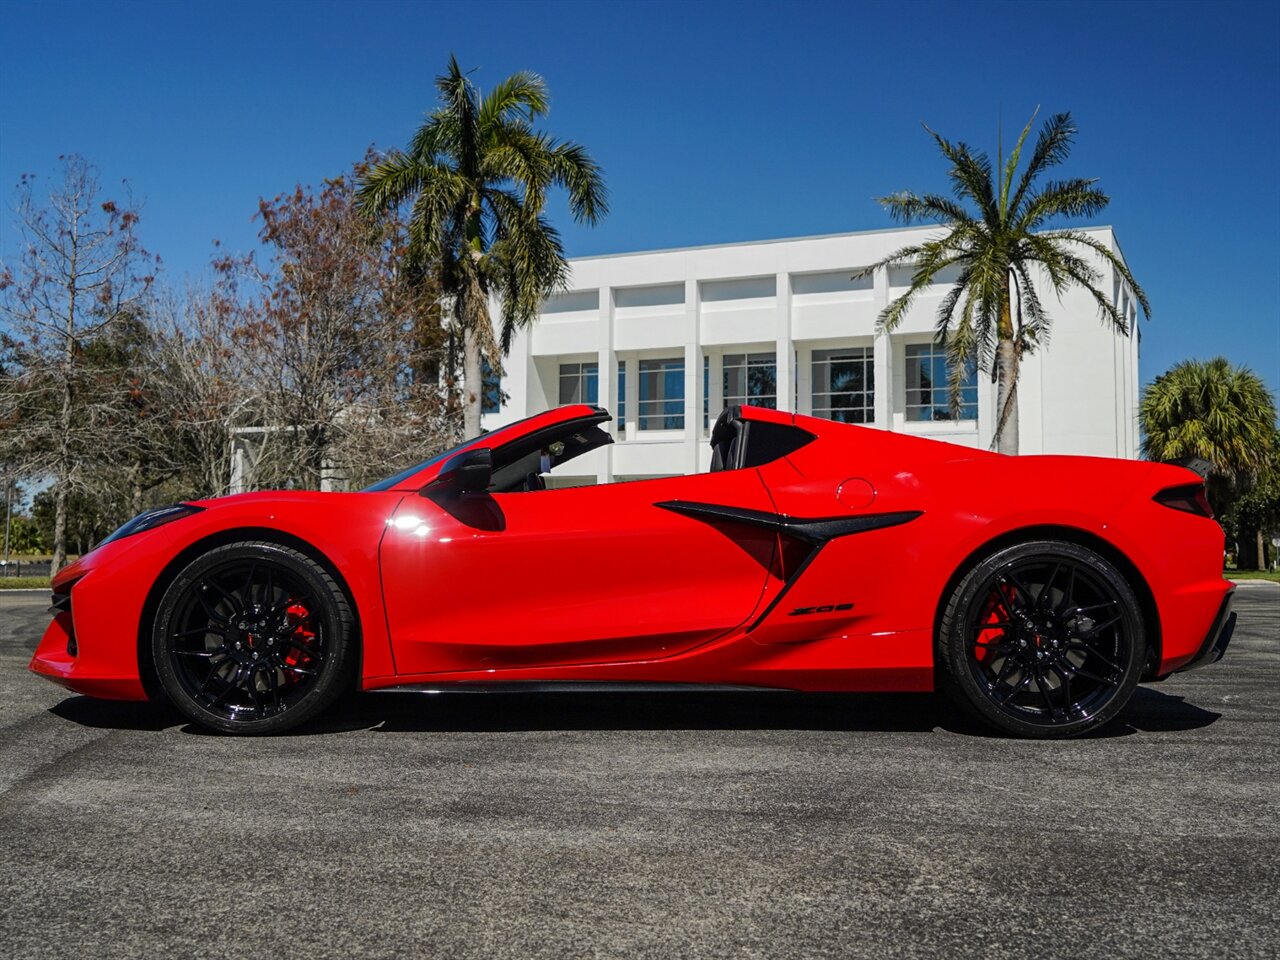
[361,409,599,492]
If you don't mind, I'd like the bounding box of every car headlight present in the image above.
[99,503,205,547]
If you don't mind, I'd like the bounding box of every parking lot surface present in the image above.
[1,585,1277,959]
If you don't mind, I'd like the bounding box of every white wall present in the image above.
[482,225,1140,481]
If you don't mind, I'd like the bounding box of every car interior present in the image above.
[485,406,816,493]
[707,406,815,473]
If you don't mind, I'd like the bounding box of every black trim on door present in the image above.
[653,501,923,631]
[654,501,921,544]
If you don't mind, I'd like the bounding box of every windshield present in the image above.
[361,412,548,492]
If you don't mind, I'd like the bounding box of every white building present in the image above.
[484,224,1141,485]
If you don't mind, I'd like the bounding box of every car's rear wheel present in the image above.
[938,540,1145,739]
[152,541,355,735]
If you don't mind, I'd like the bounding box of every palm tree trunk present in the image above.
[994,338,1019,455]
[462,327,483,439]
[993,276,1020,455]
[1258,528,1267,572]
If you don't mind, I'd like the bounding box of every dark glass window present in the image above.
[812,347,873,423]
[617,361,626,429]
[559,360,626,428]
[723,352,777,410]
[638,358,684,430]
[558,362,598,405]
[905,343,977,421]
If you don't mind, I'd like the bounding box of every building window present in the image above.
[812,347,873,423]
[723,352,777,409]
[481,360,501,414]
[558,361,598,405]
[905,343,977,421]
[617,362,626,429]
[638,357,684,430]
[559,361,626,428]
[704,354,710,428]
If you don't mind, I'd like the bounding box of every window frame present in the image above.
[722,351,778,411]
[637,356,686,431]
[903,342,978,423]
[811,346,874,424]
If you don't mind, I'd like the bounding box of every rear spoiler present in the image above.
[1167,457,1213,480]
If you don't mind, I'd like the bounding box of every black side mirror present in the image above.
[429,448,493,495]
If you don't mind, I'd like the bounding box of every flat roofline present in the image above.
[567,224,1117,264]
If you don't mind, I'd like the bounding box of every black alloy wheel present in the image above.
[152,541,354,735]
[938,540,1144,738]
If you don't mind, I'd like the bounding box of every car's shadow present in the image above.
[50,685,1221,739]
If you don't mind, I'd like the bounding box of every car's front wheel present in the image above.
[937,540,1145,739]
[152,541,355,735]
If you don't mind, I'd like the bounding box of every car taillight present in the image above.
[1154,483,1214,519]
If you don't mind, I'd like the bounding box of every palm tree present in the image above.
[862,110,1150,454]
[357,55,607,438]
[1141,357,1276,514]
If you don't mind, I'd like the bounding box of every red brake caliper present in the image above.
[282,603,316,684]
[974,586,1014,663]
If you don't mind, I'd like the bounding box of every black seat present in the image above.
[709,406,747,473]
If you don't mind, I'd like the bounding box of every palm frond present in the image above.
[933,267,974,337]
[491,210,567,352]
[944,298,980,418]
[1056,257,1127,334]
[877,192,974,226]
[999,108,1039,218]
[876,242,970,333]
[1008,112,1076,218]
[853,242,924,282]
[479,70,550,131]
[923,124,998,226]
[1049,229,1152,319]
[408,112,452,166]
[1009,261,1048,347]
[545,140,609,224]
[481,131,553,207]
[437,55,481,177]
[355,151,429,216]
[1015,178,1109,231]
[404,169,468,263]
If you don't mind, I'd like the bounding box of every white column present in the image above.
[624,357,639,442]
[683,279,701,474]
[502,324,531,422]
[707,351,724,425]
[796,346,813,416]
[229,437,248,495]
[873,266,892,430]
[597,285,615,483]
[1113,287,1128,459]
[1128,302,1140,458]
[775,271,794,412]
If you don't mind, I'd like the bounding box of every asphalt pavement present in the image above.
[1,585,1277,959]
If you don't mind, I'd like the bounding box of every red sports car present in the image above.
[31,404,1235,738]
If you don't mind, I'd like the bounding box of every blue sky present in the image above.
[2,0,1277,396]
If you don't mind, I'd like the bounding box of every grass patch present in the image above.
[0,577,50,590]
[1226,570,1280,583]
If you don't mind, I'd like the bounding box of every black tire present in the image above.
[937,540,1145,739]
[151,541,355,735]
